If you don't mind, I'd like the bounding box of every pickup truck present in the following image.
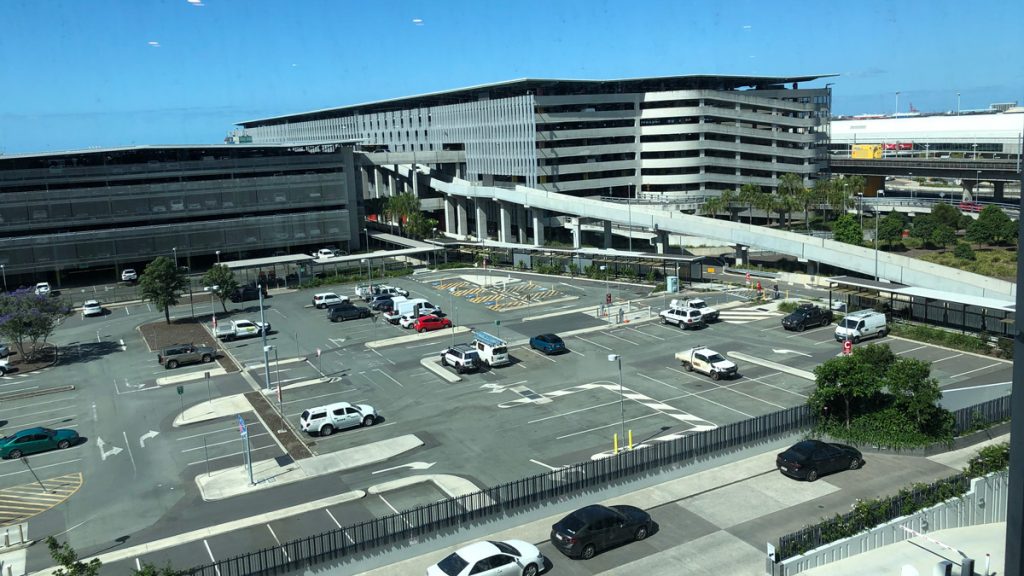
[158,343,217,369]
[659,306,705,330]
[674,298,719,322]
[355,284,379,301]
[215,319,270,341]
[674,346,738,380]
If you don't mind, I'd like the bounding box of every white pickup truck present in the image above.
[215,319,271,341]
[673,298,719,322]
[674,346,738,380]
[659,305,705,330]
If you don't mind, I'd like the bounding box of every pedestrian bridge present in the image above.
[429,176,1016,300]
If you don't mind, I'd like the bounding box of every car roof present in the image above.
[452,541,501,563]
[12,427,50,437]
[84,300,100,305]
[569,504,615,522]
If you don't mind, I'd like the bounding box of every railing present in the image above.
[186,405,815,575]
[952,394,1012,434]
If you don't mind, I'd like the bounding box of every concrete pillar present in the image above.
[457,197,469,237]
[532,209,545,246]
[516,206,528,243]
[655,231,670,254]
[387,170,397,198]
[603,220,613,249]
[806,260,818,276]
[475,199,488,240]
[360,167,370,201]
[994,181,1005,202]
[735,244,748,266]
[373,168,382,199]
[444,195,457,235]
[571,218,582,249]
[498,201,512,243]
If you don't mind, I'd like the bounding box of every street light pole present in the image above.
[172,247,178,269]
[857,193,864,230]
[448,287,457,347]
[874,210,880,281]
[216,250,221,265]
[627,185,633,253]
[259,285,271,392]
[1,264,6,293]
[608,353,626,453]
[600,265,609,306]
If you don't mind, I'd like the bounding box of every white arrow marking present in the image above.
[371,461,436,475]
[139,430,159,448]
[96,437,123,461]
[772,348,812,358]
[479,383,510,394]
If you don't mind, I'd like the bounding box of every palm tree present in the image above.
[701,195,726,219]
[778,173,807,230]
[812,178,833,222]
[738,183,762,225]
[719,189,742,221]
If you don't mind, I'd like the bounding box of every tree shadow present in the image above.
[58,341,123,365]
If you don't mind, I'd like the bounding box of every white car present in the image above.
[315,248,336,259]
[299,402,377,436]
[0,358,8,376]
[312,292,349,309]
[121,268,138,282]
[34,282,51,296]
[427,540,545,576]
[82,300,104,317]
[399,313,422,329]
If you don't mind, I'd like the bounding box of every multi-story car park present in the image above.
[0,144,362,286]
[235,74,833,242]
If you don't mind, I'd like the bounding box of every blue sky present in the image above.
[2,0,1022,154]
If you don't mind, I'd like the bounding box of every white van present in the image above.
[834,310,888,343]
[299,401,378,436]
[473,331,510,367]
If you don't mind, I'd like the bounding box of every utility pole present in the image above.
[1006,161,1024,576]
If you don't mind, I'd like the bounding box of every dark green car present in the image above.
[0,427,80,459]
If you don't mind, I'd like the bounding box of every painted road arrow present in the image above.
[96,437,123,461]
[371,462,436,475]
[772,349,812,358]
[139,430,160,448]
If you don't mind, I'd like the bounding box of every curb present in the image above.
[367,326,472,349]
[727,351,816,381]
[0,385,75,402]
[421,357,461,383]
[155,367,227,386]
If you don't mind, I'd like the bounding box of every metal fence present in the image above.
[952,394,1012,435]
[186,405,815,575]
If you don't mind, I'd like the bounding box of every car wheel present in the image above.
[879,328,888,338]
[441,357,448,366]
[58,440,71,450]
[418,328,426,333]
[822,318,831,327]
[9,450,22,459]
[530,342,536,350]
[683,362,693,372]
[522,564,538,576]
[362,415,375,427]
[201,354,212,363]
[797,323,806,332]
[853,336,861,344]
[711,370,721,381]
[849,458,862,470]
[806,469,818,482]
[320,425,334,436]
[634,525,649,541]
[661,317,668,325]
[167,360,179,369]
[580,543,597,560]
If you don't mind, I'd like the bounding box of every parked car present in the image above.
[658,305,705,329]
[314,248,336,259]
[312,292,349,309]
[426,540,545,576]
[370,296,397,311]
[82,300,104,317]
[414,315,452,333]
[441,344,479,374]
[34,282,51,297]
[157,343,216,369]
[121,268,138,282]
[398,313,420,328]
[0,358,9,376]
[834,310,888,343]
[550,504,653,560]
[529,333,566,355]
[674,346,738,380]
[299,401,377,436]
[0,427,80,459]
[0,343,9,358]
[781,304,833,332]
[776,439,863,482]
[229,285,264,303]
[215,319,271,341]
[328,304,372,322]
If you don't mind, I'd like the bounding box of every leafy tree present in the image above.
[719,189,742,221]
[201,265,240,313]
[139,256,188,324]
[385,193,421,236]
[826,178,852,215]
[810,344,896,427]
[930,224,957,248]
[953,241,976,260]
[967,205,1017,245]
[883,357,942,429]
[406,211,439,240]
[47,536,101,576]
[877,212,905,248]
[831,214,863,245]
[738,183,762,225]
[0,288,72,360]
[930,203,962,230]
[700,195,726,219]
[910,213,938,245]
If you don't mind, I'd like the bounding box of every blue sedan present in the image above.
[529,333,566,355]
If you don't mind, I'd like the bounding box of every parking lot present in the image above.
[2,270,1012,573]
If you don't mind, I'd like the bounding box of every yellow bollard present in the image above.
[613,433,619,454]
[628,430,633,450]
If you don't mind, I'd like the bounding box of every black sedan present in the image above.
[776,439,863,482]
[781,304,833,332]
[550,504,653,560]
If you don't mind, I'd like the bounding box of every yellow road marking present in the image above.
[0,472,82,526]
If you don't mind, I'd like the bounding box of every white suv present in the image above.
[34,282,51,296]
[659,306,705,330]
[121,269,138,282]
[312,292,349,309]
[299,402,378,436]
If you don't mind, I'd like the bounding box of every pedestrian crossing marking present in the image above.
[0,472,83,526]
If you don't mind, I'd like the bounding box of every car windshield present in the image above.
[558,513,585,534]
[690,301,706,309]
[491,540,520,555]
[300,410,310,421]
[707,353,726,363]
[435,552,469,575]
[840,318,859,328]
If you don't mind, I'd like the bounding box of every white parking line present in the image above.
[949,364,1002,379]
[266,524,290,561]
[283,390,345,405]
[555,413,661,440]
[374,369,404,388]
[574,335,612,351]
[372,348,396,365]
[943,381,1011,393]
[636,372,681,392]
[203,540,220,576]
[186,444,275,467]
[378,495,413,528]
[526,348,558,363]
[528,399,621,424]
[181,433,269,453]
[932,353,964,363]
[625,326,665,340]
[737,374,809,398]
[529,459,561,471]
[0,458,82,478]
[604,332,639,346]
[896,345,928,355]
[176,424,264,441]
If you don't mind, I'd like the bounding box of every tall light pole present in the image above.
[607,354,626,453]
[361,258,369,288]
[206,285,219,328]
[627,183,633,253]
[873,210,880,281]
[364,228,371,252]
[258,285,271,392]
[600,264,609,306]
[857,193,864,230]
[895,91,900,116]
[1,264,6,293]
[448,287,457,347]
[956,91,960,116]
[216,250,221,265]
[172,247,178,269]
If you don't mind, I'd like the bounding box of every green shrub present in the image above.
[953,242,976,260]
[964,442,1010,477]
[890,323,992,355]
[816,406,953,449]
[776,301,808,314]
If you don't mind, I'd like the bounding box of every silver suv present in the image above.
[157,343,216,369]
[441,344,480,374]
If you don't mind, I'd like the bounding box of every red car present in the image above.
[413,315,452,333]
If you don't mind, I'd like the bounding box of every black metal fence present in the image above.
[952,394,1012,435]
[186,405,815,575]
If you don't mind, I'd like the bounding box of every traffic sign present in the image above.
[237,415,248,437]
[843,339,853,356]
